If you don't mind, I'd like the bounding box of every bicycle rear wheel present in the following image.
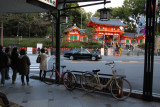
[42,70,55,85]
[110,78,132,100]
[80,73,98,93]
[63,72,76,90]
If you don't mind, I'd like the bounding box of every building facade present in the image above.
[121,33,145,45]
[63,24,88,42]
[87,17,145,45]
[63,17,145,45]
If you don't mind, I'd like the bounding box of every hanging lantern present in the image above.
[97,8,111,21]
[60,14,68,24]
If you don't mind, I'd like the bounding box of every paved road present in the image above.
[28,55,160,95]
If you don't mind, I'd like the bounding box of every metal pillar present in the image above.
[51,22,54,55]
[55,10,61,82]
[1,22,3,46]
[143,0,156,101]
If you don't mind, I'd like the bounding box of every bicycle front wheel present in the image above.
[63,72,76,91]
[110,78,132,100]
[80,73,98,93]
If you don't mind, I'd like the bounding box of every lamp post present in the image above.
[98,8,111,21]
[97,0,112,21]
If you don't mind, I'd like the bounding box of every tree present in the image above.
[84,27,96,43]
[105,0,145,33]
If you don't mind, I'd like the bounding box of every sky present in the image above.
[78,0,124,14]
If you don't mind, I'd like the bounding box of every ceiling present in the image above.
[0,0,49,13]
[0,0,104,13]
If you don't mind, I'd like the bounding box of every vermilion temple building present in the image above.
[63,17,145,45]
[63,24,88,42]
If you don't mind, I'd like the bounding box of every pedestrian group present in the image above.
[0,45,48,87]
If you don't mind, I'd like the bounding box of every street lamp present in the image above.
[98,8,111,21]
[97,0,111,21]
[60,14,68,24]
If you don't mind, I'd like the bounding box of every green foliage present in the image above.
[61,41,102,48]
[84,27,96,42]
[138,44,145,49]
[3,38,102,49]
[93,12,100,17]
[109,0,145,33]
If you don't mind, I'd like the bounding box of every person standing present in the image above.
[10,47,19,84]
[5,47,11,80]
[0,45,8,86]
[18,49,31,86]
[39,48,48,80]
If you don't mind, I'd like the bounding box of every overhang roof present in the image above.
[89,17,127,27]
[0,0,104,13]
[0,0,50,13]
[122,32,144,37]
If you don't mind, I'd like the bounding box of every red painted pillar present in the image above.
[1,22,3,46]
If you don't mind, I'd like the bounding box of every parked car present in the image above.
[64,48,102,61]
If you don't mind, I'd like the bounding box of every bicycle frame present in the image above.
[93,63,122,90]
[50,64,64,81]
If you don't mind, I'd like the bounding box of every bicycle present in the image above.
[41,62,77,90]
[80,61,132,100]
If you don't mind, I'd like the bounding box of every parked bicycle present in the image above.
[41,58,76,90]
[80,61,132,100]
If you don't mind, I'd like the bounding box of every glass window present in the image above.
[81,49,90,54]
[70,35,73,39]
[140,39,143,43]
[126,40,129,43]
[137,40,138,43]
[100,27,103,29]
[74,35,77,40]
[131,40,134,43]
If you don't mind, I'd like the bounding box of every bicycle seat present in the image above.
[61,65,66,68]
[92,69,100,73]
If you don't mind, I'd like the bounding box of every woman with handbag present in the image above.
[39,48,48,80]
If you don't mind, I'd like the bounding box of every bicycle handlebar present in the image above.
[105,61,115,68]
[105,61,114,65]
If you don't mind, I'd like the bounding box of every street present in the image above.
[29,55,160,94]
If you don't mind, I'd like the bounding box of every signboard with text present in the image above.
[27,0,57,11]
[27,47,33,54]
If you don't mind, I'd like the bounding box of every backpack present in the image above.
[36,55,41,63]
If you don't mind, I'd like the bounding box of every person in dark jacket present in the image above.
[18,49,31,86]
[5,47,11,80]
[0,45,8,87]
[10,47,19,84]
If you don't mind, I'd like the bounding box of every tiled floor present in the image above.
[1,76,160,107]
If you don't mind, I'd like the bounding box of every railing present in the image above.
[71,70,125,93]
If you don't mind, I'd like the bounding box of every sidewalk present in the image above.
[1,77,160,107]
[1,55,160,107]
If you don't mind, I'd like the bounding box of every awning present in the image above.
[0,0,49,13]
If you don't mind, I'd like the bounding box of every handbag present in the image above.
[36,55,41,63]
